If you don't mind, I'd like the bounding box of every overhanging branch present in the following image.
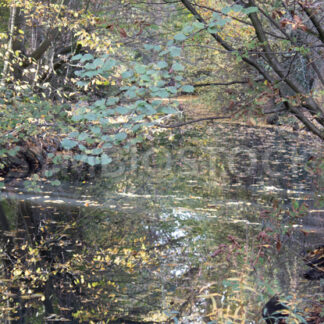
[178,0,273,83]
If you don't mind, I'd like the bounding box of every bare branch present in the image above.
[155,115,233,128]
[299,2,324,43]
[192,78,264,87]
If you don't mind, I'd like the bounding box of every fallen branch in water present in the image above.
[192,78,264,87]
[155,115,232,128]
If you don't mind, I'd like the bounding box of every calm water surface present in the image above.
[1,124,323,323]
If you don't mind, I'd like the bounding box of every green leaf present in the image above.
[146,69,156,76]
[167,86,178,94]
[71,54,82,61]
[92,148,103,155]
[122,70,133,79]
[44,170,53,177]
[159,49,169,56]
[75,154,87,162]
[85,62,96,70]
[174,33,187,41]
[106,97,119,106]
[212,12,221,20]
[182,25,194,33]
[101,153,112,165]
[69,131,79,138]
[8,147,20,157]
[144,44,154,51]
[232,4,243,12]
[144,44,154,50]
[0,182,4,189]
[244,6,258,14]
[151,99,162,106]
[181,85,194,93]
[76,80,89,87]
[217,18,230,26]
[115,132,127,141]
[169,46,181,57]
[61,138,78,150]
[125,89,137,99]
[78,133,88,141]
[80,53,94,63]
[140,75,151,82]
[85,113,98,121]
[105,109,115,116]
[157,80,166,87]
[132,124,142,132]
[115,106,130,115]
[221,6,231,14]
[139,104,156,115]
[102,59,117,70]
[94,99,106,107]
[84,70,98,78]
[90,126,101,135]
[193,22,205,29]
[157,61,168,69]
[160,106,178,114]
[87,156,96,166]
[101,135,112,141]
[129,136,143,144]
[135,100,147,107]
[208,26,219,33]
[92,58,104,68]
[154,89,169,98]
[135,64,146,74]
[162,72,170,78]
[172,62,184,71]
[51,180,61,186]
[102,143,112,149]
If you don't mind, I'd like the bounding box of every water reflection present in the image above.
[0,124,323,323]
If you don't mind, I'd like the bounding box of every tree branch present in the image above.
[179,0,274,83]
[155,115,232,128]
[192,78,264,87]
[28,29,59,62]
[247,0,324,124]
[193,3,287,40]
[299,2,324,43]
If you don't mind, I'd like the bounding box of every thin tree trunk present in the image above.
[1,5,16,85]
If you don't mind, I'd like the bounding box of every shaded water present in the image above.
[0,124,323,323]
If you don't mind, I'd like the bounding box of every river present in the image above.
[0,123,323,323]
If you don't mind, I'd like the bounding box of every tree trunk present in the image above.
[1,5,17,84]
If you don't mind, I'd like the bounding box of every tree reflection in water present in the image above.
[0,124,323,323]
